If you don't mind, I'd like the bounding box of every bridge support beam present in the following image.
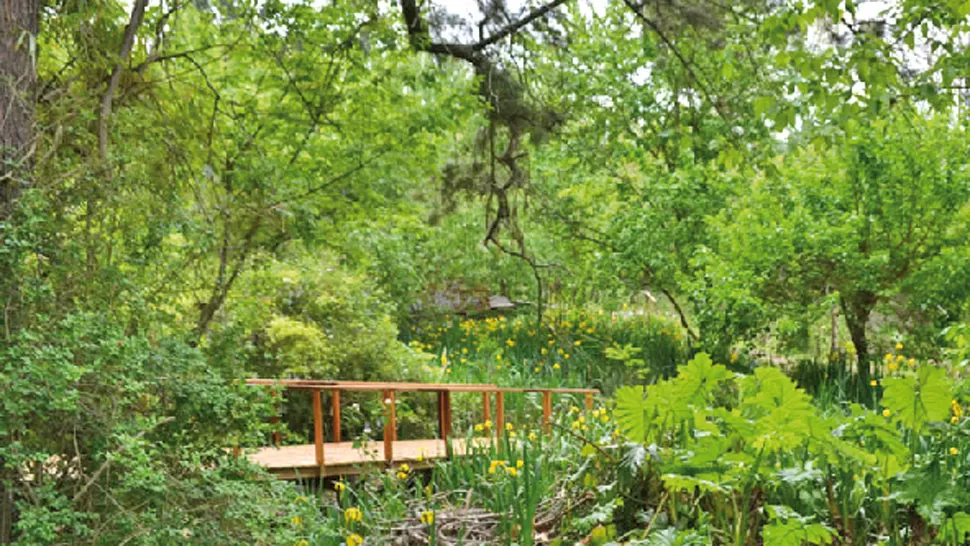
[383,390,396,464]
[313,390,325,468]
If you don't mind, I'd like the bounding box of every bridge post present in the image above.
[438,391,452,441]
[542,391,552,435]
[331,390,341,443]
[482,392,491,426]
[271,389,281,446]
[383,390,396,464]
[312,389,325,468]
[495,391,505,439]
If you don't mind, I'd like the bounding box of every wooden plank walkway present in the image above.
[248,438,489,479]
[241,379,599,478]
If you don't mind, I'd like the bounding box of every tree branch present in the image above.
[98,0,148,161]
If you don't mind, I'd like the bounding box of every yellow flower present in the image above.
[571,420,581,429]
[528,432,538,441]
[730,352,739,363]
[474,423,484,432]
[907,358,916,367]
[506,339,516,347]
[870,380,878,387]
[505,423,514,432]
[509,430,516,438]
[553,363,560,370]
[888,362,898,371]
[495,353,503,361]
[534,367,540,372]
[462,347,468,354]
[295,540,309,546]
[290,515,302,527]
[882,409,891,418]
[416,451,425,462]
[400,463,410,473]
[574,340,582,347]
[600,414,609,423]
[344,507,363,524]
[570,406,580,414]
[950,447,959,456]
[347,533,363,546]
[541,348,548,355]
[884,353,893,362]
[397,472,408,480]
[334,482,346,493]
[295,495,309,503]
[420,510,435,525]
[516,459,524,468]
[484,420,493,429]
[895,342,903,350]
[564,353,571,359]
[548,339,555,346]
[952,416,960,424]
[441,355,447,365]
[505,466,518,477]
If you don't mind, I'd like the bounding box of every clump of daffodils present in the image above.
[344,506,363,524]
[952,399,964,424]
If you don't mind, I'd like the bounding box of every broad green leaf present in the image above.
[614,385,650,443]
[881,366,952,432]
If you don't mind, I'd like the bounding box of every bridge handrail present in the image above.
[243,378,599,467]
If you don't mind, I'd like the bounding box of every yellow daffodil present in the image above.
[553,363,560,370]
[290,515,302,527]
[895,342,903,350]
[344,507,363,524]
[334,482,345,493]
[346,533,363,546]
[950,447,959,456]
[420,511,435,525]
[882,409,891,418]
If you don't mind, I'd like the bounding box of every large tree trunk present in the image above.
[840,290,877,386]
[1,2,40,541]
[0,0,40,219]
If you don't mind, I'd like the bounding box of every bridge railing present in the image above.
[243,379,599,468]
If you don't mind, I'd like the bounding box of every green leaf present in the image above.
[881,366,952,432]
[939,512,970,544]
[614,385,650,443]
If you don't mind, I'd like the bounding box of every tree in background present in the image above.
[711,113,970,376]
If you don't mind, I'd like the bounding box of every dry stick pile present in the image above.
[378,490,595,545]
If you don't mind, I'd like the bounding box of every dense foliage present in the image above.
[3,0,970,544]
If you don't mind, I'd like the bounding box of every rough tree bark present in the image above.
[0,0,39,220]
[1,1,40,542]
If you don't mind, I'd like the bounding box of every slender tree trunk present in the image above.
[1,2,40,542]
[840,290,877,386]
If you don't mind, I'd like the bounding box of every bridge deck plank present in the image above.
[248,438,490,479]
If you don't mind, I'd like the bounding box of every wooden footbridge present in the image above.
[241,379,599,479]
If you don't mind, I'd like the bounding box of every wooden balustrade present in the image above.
[242,379,599,478]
